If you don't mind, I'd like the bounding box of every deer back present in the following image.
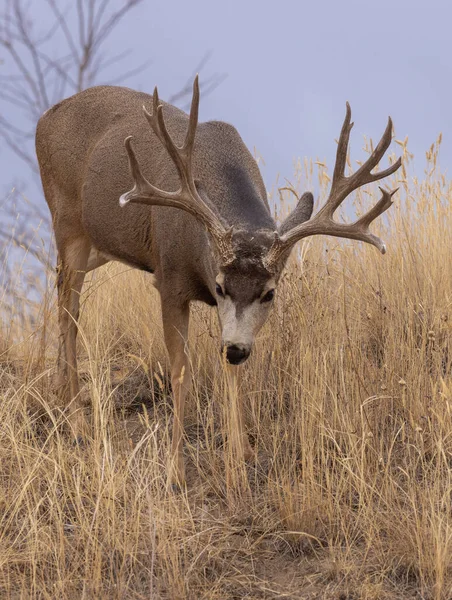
[36,85,274,288]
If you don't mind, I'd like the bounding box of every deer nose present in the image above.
[223,344,250,365]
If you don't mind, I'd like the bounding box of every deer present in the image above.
[36,76,401,488]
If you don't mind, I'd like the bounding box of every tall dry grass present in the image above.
[0,137,451,599]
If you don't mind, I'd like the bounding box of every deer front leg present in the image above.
[161,300,191,489]
[225,364,254,463]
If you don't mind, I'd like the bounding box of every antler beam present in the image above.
[264,103,402,271]
[119,76,235,265]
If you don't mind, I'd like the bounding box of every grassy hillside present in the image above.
[0,138,451,599]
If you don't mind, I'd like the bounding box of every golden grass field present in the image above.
[0,137,451,599]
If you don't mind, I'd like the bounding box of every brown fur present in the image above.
[36,84,306,486]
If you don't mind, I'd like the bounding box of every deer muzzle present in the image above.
[222,343,251,365]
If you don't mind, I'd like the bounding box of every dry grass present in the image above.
[0,137,451,599]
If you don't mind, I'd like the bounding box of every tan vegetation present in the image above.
[0,137,451,599]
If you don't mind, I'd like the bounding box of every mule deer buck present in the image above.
[36,76,401,487]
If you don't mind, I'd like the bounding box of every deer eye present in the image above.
[261,289,275,303]
[215,283,224,297]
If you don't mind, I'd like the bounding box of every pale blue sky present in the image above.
[1,0,451,202]
[127,0,450,185]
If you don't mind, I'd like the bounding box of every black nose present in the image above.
[224,344,250,365]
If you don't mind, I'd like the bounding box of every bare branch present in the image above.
[94,2,142,51]
[34,14,60,46]
[44,0,80,64]
[0,37,42,108]
[76,0,86,50]
[13,2,49,108]
[0,126,39,172]
[0,0,225,298]
[91,0,111,38]
[104,58,152,86]
[0,115,34,139]
[38,51,78,92]
[168,51,227,108]
[0,90,31,111]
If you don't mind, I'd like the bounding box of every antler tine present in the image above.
[120,136,197,210]
[332,102,353,187]
[353,116,394,182]
[344,186,400,254]
[355,186,398,230]
[345,116,403,196]
[119,78,236,266]
[183,75,200,153]
[142,88,188,183]
[142,78,200,194]
[140,87,162,145]
[263,105,402,272]
[120,136,181,208]
[121,136,150,195]
[325,106,401,216]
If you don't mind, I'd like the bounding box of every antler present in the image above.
[119,76,235,265]
[263,103,402,271]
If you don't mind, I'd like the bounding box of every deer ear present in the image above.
[279,192,314,236]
